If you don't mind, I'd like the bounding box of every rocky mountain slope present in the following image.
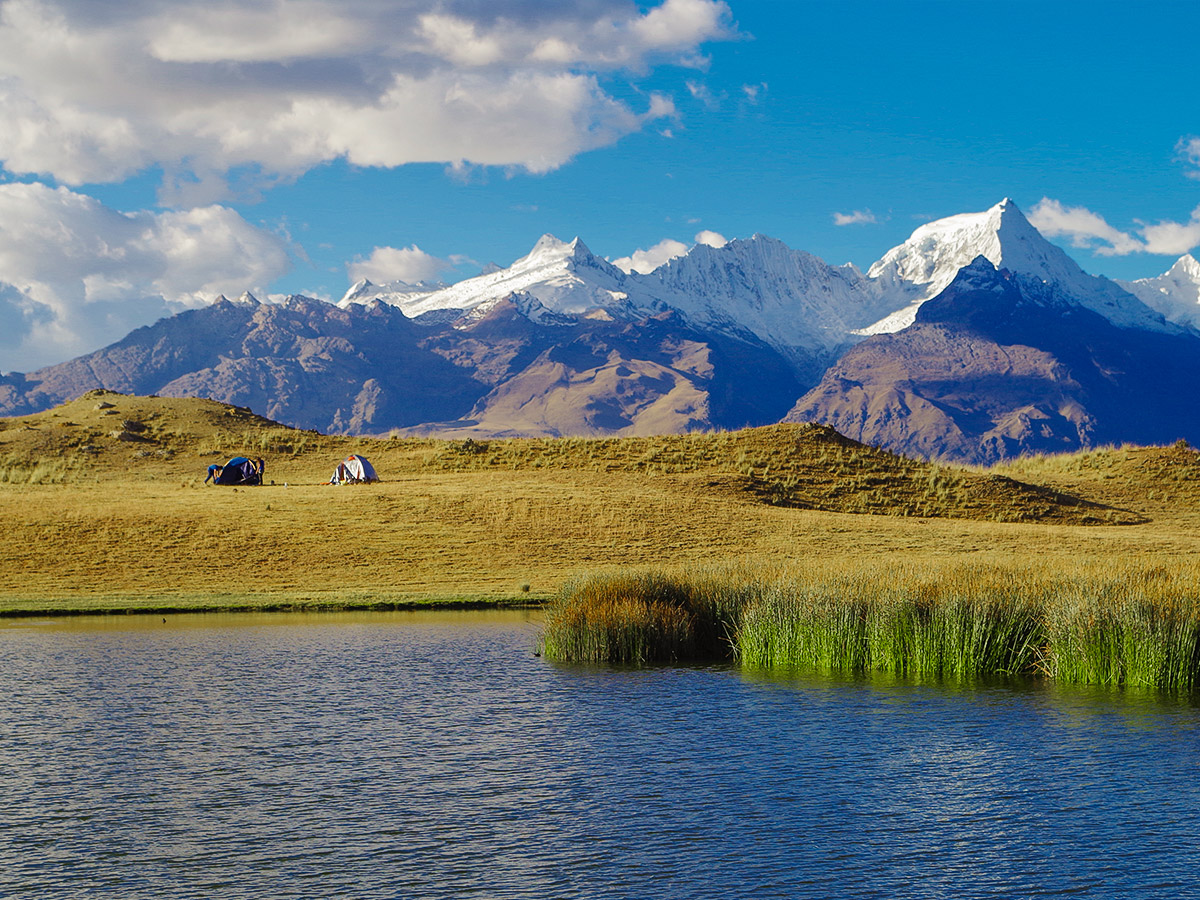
[787,258,1200,463]
[0,291,800,436]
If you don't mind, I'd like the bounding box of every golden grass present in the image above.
[2,391,1199,615]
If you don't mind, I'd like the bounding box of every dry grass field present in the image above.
[2,390,1200,615]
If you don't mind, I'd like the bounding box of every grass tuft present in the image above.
[540,571,746,664]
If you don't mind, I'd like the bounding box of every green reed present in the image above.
[737,569,1045,679]
[541,562,1200,691]
[1044,571,1200,690]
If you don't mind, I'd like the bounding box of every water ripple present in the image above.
[2,611,1200,898]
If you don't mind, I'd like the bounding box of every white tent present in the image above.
[328,454,379,485]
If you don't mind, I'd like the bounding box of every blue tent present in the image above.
[206,457,264,485]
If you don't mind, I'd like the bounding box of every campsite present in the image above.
[2,390,1200,616]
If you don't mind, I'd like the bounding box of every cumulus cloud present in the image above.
[1028,198,1145,256]
[612,238,689,274]
[348,245,459,285]
[613,229,728,273]
[0,182,289,372]
[833,209,878,226]
[1141,206,1200,256]
[0,0,734,202]
[1029,197,1200,259]
[694,229,727,247]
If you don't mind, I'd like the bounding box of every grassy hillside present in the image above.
[0,390,1194,615]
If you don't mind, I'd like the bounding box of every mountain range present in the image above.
[2,199,1199,462]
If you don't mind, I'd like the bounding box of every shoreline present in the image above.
[0,594,549,619]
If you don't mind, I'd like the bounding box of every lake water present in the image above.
[2,609,1199,899]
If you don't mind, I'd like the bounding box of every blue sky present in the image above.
[0,0,1197,370]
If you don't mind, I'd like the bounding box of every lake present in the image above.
[2,609,1199,898]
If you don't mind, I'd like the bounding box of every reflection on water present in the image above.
[2,610,1199,898]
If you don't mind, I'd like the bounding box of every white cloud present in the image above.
[348,245,457,285]
[633,0,731,51]
[833,209,878,226]
[1141,206,1200,256]
[613,229,728,272]
[741,82,766,103]
[686,79,721,109]
[613,238,689,274]
[1029,197,1200,258]
[0,0,734,202]
[0,182,289,372]
[1177,136,1200,180]
[694,229,727,247]
[1028,198,1145,256]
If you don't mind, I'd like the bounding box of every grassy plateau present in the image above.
[5,390,1200,687]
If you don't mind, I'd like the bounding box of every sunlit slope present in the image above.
[1,391,1195,613]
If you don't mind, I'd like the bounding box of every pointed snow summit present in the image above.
[386,233,635,320]
[1119,255,1200,327]
[862,199,1170,334]
[870,199,1071,296]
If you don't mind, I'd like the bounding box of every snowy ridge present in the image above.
[638,234,884,353]
[1119,255,1200,327]
[330,199,1179,368]
[338,278,442,310]
[389,235,639,320]
[861,199,1171,334]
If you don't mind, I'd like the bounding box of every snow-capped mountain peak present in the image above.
[337,276,443,310]
[635,233,888,365]
[383,232,634,320]
[861,199,1171,334]
[867,199,1077,298]
[342,278,373,302]
[1118,254,1200,327]
[326,201,1176,369]
[1178,254,1200,280]
[518,233,586,264]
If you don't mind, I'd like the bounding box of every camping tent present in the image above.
[329,454,379,485]
[208,456,264,486]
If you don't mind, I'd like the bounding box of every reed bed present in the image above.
[542,561,1200,691]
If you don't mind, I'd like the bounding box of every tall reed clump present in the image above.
[1044,566,1200,691]
[738,566,1046,679]
[542,561,1200,691]
[540,571,749,664]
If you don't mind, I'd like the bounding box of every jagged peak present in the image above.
[657,232,833,280]
[234,291,260,306]
[867,198,1079,291]
[338,279,371,307]
[1170,254,1200,279]
[515,233,598,268]
[530,232,571,252]
[902,198,1035,248]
